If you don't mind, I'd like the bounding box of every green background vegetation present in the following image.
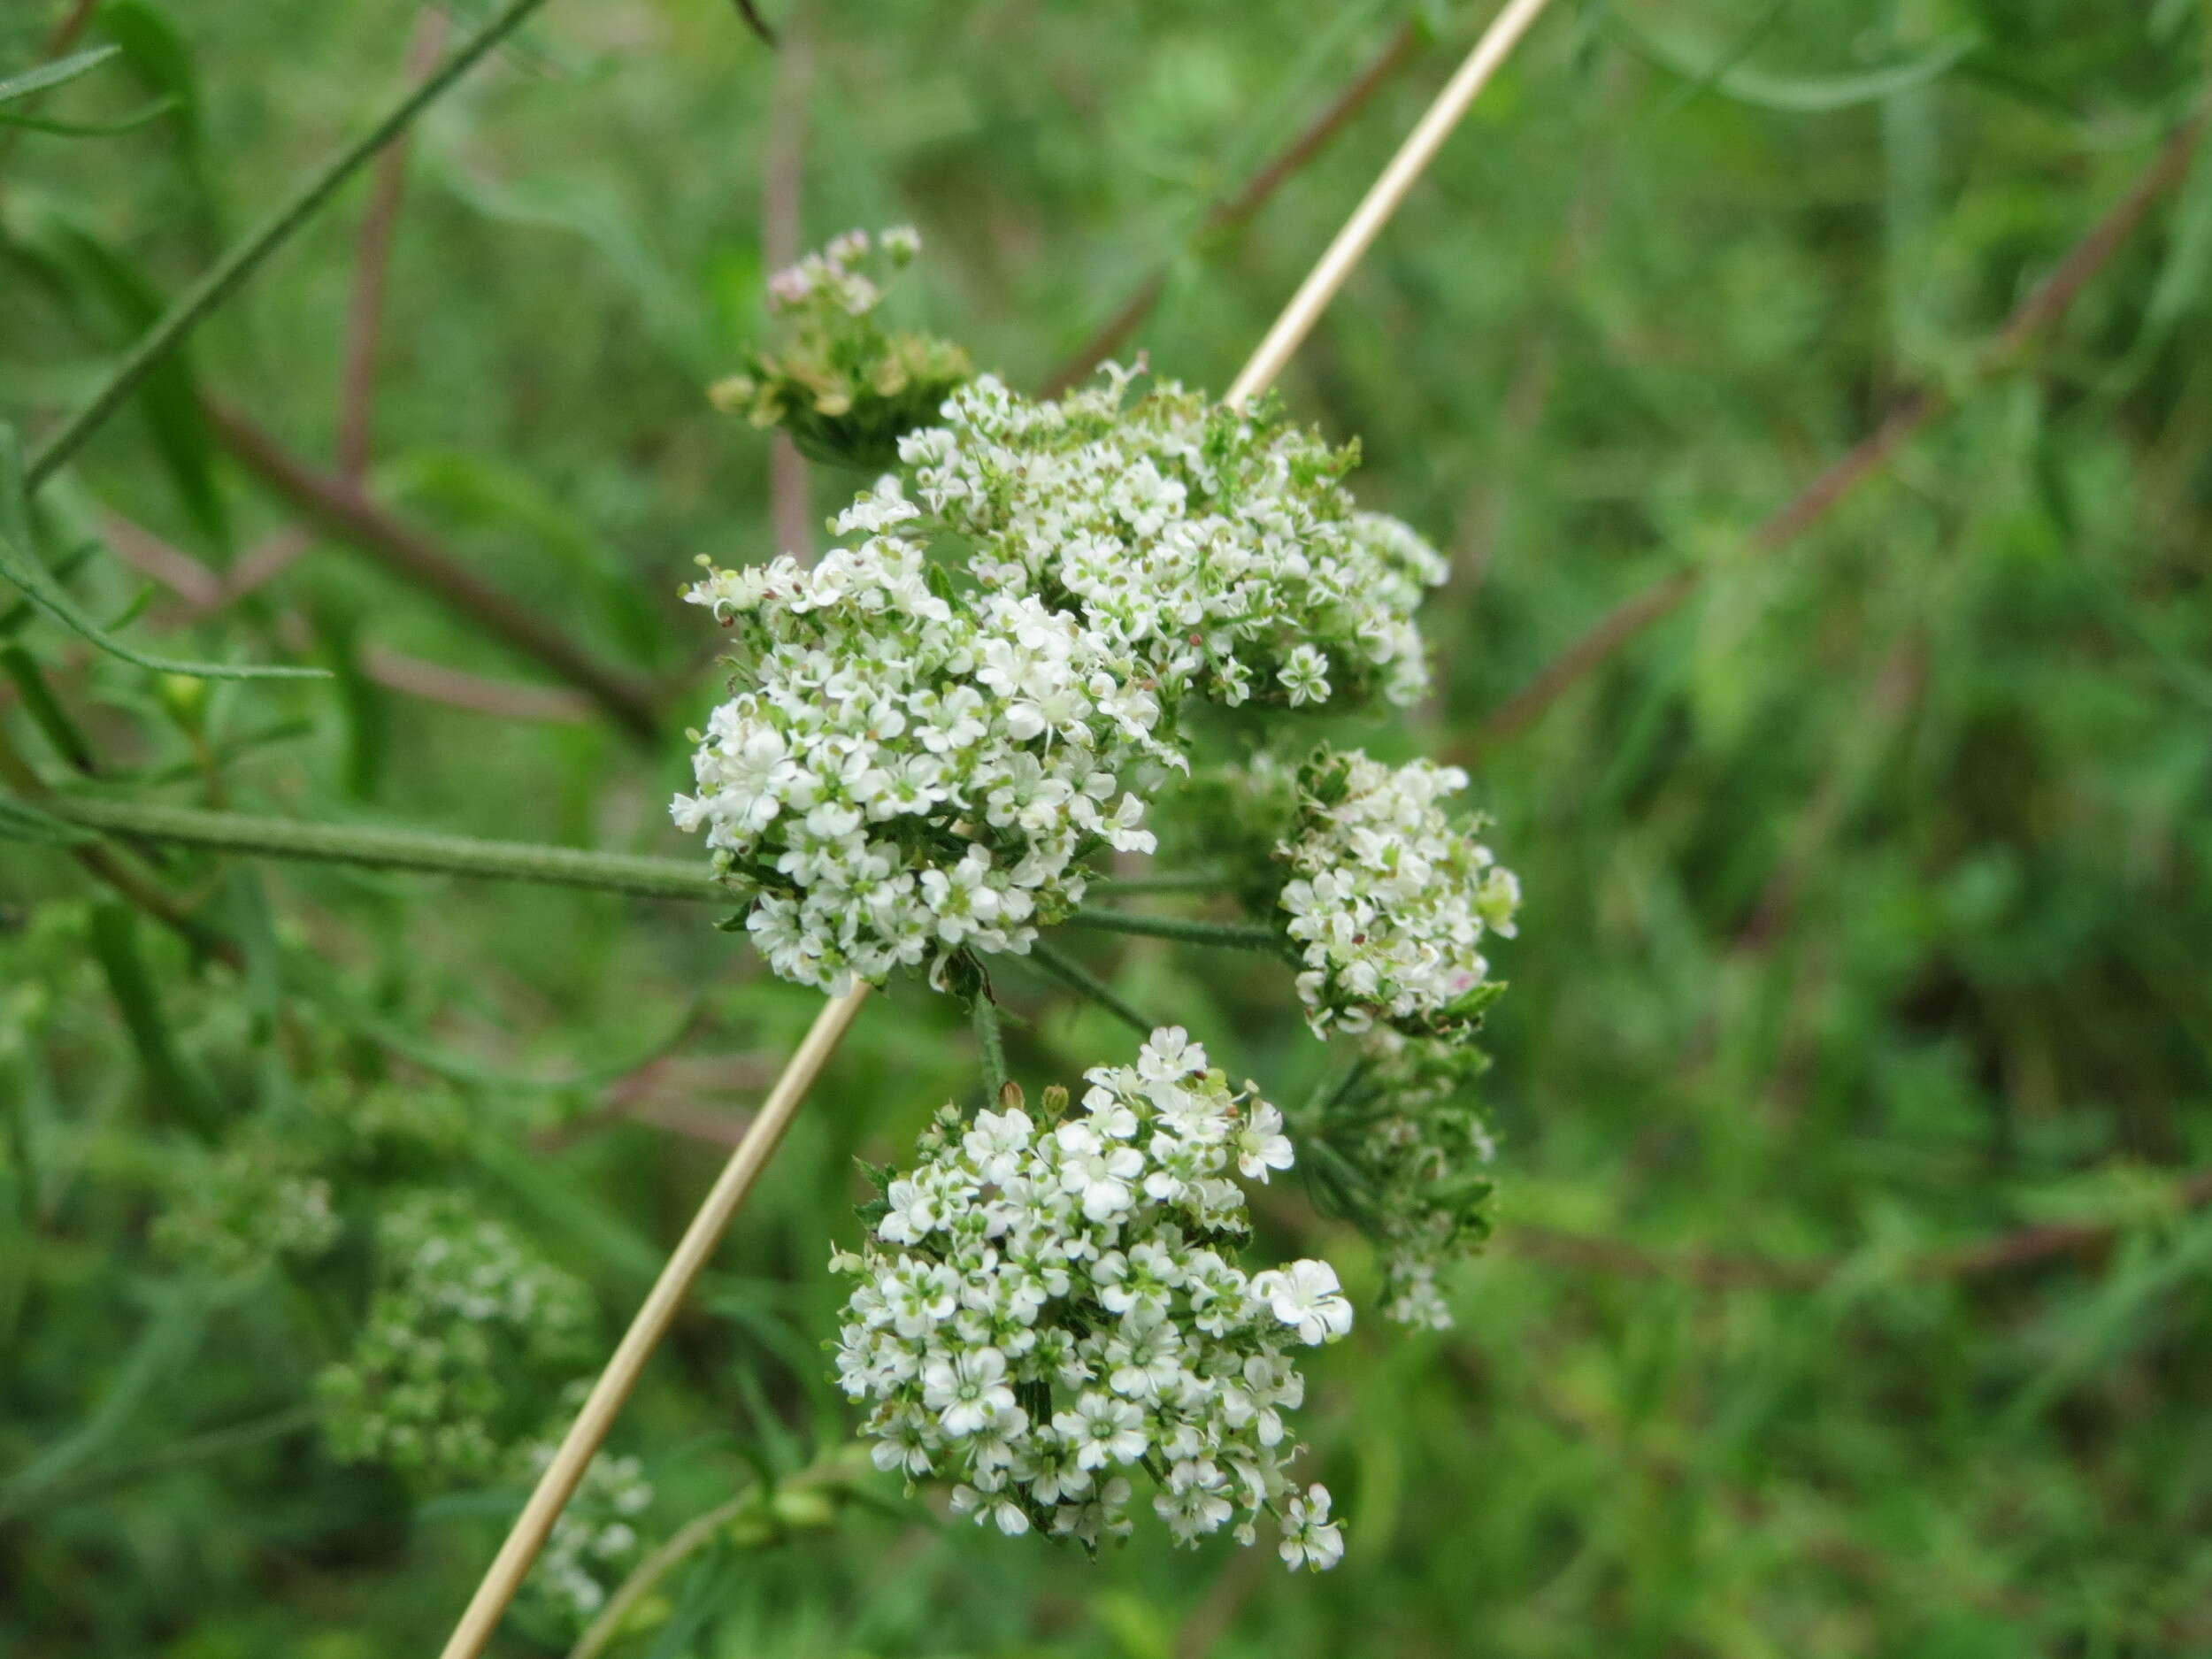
[5,0,2212,1653]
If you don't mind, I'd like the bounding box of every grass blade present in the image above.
[0,44,118,108]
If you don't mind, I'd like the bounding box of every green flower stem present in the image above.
[564,1483,758,1659]
[24,0,557,491]
[1025,938,1156,1037]
[0,717,240,965]
[0,1404,317,1526]
[1091,869,1231,894]
[565,1449,865,1659]
[972,994,1010,1106]
[42,795,716,902]
[1064,907,1283,953]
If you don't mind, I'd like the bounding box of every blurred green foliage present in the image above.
[4,0,2212,1654]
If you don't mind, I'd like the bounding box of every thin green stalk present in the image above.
[42,795,715,901]
[565,1483,758,1659]
[0,717,238,964]
[1064,907,1283,953]
[972,994,1010,1106]
[0,1404,316,1525]
[1025,938,1156,1037]
[0,643,95,772]
[24,0,556,490]
[1091,870,1233,894]
[88,902,224,1138]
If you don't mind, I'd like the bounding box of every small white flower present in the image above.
[1251,1260,1354,1346]
[1279,1484,1345,1571]
[923,1347,1018,1437]
[1279,644,1331,706]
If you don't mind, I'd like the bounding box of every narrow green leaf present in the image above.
[96,1,220,234]
[384,450,663,664]
[0,793,96,846]
[0,522,326,680]
[0,46,119,109]
[0,643,97,772]
[2,200,230,547]
[87,903,224,1139]
[0,1286,208,1507]
[1612,19,1979,113]
[0,422,323,681]
[0,95,178,137]
[307,601,388,801]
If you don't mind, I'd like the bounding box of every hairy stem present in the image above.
[25,0,555,490]
[0,718,239,966]
[1064,908,1283,953]
[972,992,1010,1105]
[1025,938,1156,1037]
[40,795,714,902]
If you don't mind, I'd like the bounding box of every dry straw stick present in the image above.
[436,987,870,1659]
[1225,0,1558,407]
[436,4,1557,1651]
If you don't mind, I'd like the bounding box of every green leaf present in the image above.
[95,1,221,234]
[0,642,96,772]
[0,520,325,681]
[0,425,324,681]
[306,601,388,801]
[1611,19,1980,114]
[423,149,710,372]
[1,199,230,548]
[382,449,663,664]
[0,45,119,108]
[0,96,179,137]
[87,902,224,1139]
[0,792,96,846]
[0,1286,209,1509]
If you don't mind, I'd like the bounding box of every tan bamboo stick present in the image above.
[1225,0,1558,407]
[437,6,1557,1651]
[434,987,870,1659]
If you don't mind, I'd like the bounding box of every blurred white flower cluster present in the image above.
[152,1141,339,1277]
[1276,748,1521,1039]
[831,1028,1348,1570]
[522,1442,654,1624]
[319,1192,596,1484]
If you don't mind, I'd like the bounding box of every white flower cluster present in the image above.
[521,1443,653,1625]
[831,1028,1348,1570]
[1352,1031,1500,1330]
[1276,749,1521,1039]
[680,366,1455,998]
[675,525,1170,994]
[906,372,1448,710]
[319,1192,595,1485]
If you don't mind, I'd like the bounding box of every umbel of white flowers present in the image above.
[831,1028,1350,1571]
[1265,748,1521,1040]
[674,346,1453,998]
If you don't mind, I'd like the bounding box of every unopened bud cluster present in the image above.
[709,226,972,469]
